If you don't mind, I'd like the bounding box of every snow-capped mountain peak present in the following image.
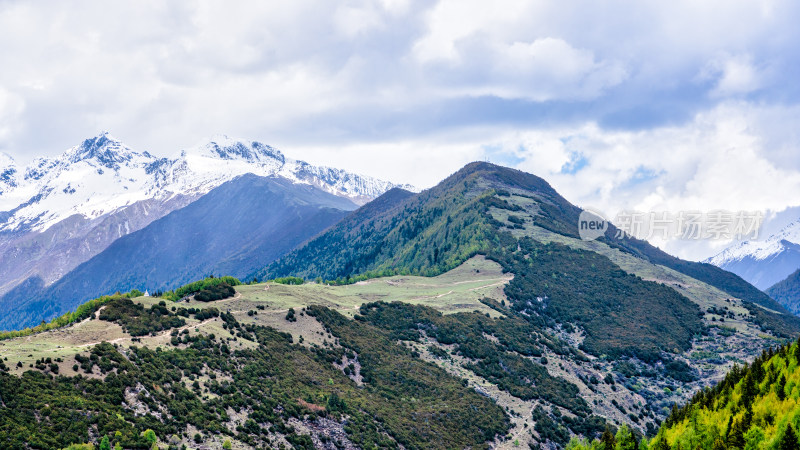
[65,131,138,168]
[0,133,411,233]
[708,220,800,265]
[706,217,800,290]
[170,135,414,203]
[0,152,18,196]
[0,151,15,168]
[0,152,17,175]
[191,135,286,165]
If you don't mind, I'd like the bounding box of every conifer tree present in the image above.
[779,423,800,450]
[727,418,746,449]
[778,374,787,400]
[602,426,616,450]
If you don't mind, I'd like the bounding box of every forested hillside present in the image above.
[253,161,800,446]
[258,162,504,282]
[265,162,792,311]
[768,268,800,316]
[644,337,800,449]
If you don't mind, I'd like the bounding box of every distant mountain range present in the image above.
[706,218,800,291]
[767,267,800,316]
[0,132,406,232]
[0,174,358,330]
[0,133,410,329]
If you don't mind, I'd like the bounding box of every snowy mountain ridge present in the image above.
[706,218,800,290]
[707,220,800,265]
[0,132,412,233]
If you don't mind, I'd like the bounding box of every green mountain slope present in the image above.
[610,234,800,338]
[261,162,800,353]
[259,162,505,281]
[768,268,800,316]
[264,162,796,332]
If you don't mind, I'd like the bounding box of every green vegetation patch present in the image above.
[566,424,641,450]
[768,268,800,316]
[745,302,800,339]
[161,276,241,301]
[272,276,305,285]
[193,283,235,302]
[98,298,185,337]
[308,305,510,448]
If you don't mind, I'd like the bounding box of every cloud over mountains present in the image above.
[1,0,799,259]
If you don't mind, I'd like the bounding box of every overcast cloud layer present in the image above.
[1,0,800,260]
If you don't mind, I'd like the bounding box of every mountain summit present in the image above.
[0,152,18,195]
[65,131,139,168]
[192,134,286,163]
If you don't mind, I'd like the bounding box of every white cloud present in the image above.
[2,0,798,161]
[334,5,386,38]
[1,0,800,262]
[287,136,485,189]
[448,37,628,101]
[293,102,800,229]
[378,0,411,15]
[0,88,25,144]
[471,102,800,260]
[412,0,537,63]
[701,54,766,97]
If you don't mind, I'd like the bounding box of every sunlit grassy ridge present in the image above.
[0,256,508,378]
